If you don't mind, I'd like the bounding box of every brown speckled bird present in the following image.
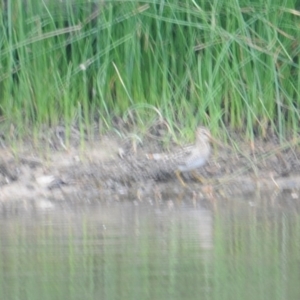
[147,127,211,186]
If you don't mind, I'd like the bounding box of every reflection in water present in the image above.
[0,192,300,300]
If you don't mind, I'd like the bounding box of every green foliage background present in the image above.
[1,0,299,140]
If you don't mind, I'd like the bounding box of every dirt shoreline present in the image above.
[1,129,300,207]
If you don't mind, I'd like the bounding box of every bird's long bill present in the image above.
[209,135,223,148]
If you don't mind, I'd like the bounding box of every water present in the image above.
[0,191,300,300]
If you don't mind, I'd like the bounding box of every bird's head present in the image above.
[196,127,211,143]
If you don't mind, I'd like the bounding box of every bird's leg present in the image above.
[191,171,207,184]
[175,170,187,187]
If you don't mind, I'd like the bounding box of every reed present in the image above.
[0,0,299,142]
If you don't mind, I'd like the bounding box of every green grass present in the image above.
[0,0,299,143]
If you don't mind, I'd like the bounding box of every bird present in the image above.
[147,126,212,186]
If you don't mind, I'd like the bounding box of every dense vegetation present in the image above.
[1,0,299,141]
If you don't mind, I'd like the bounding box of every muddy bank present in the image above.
[1,128,300,207]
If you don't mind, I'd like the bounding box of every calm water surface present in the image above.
[0,191,300,300]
